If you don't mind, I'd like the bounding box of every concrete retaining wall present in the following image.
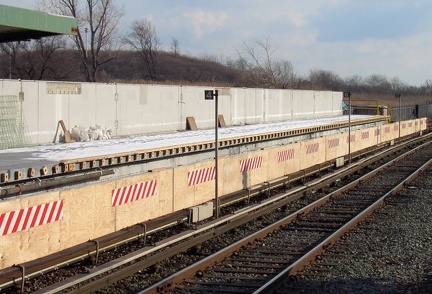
[0,117,427,269]
[0,80,342,147]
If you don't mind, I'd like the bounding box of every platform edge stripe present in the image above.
[134,182,142,201]
[120,186,130,205]
[120,186,131,206]
[111,188,120,206]
[205,168,211,182]
[211,166,216,180]
[131,182,140,202]
[0,201,64,236]
[143,182,149,197]
[188,168,216,186]
[142,181,150,198]
[12,208,25,233]
[123,185,131,205]
[198,169,204,184]
[5,211,15,235]
[30,205,42,229]
[26,206,37,230]
[240,157,262,172]
[43,202,54,225]
[126,185,135,204]
[55,201,64,221]
[48,201,60,223]
[187,171,193,186]
[127,184,137,204]
[148,180,156,197]
[138,182,145,199]
[0,212,12,235]
[111,180,158,206]
[150,180,157,196]
[0,212,6,235]
[38,203,50,226]
[22,206,33,231]
[112,187,121,206]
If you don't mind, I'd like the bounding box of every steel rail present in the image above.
[254,157,432,294]
[140,140,432,294]
[1,131,429,293]
[0,169,114,197]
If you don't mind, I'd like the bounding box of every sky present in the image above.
[2,0,432,86]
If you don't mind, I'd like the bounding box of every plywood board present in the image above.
[299,138,326,170]
[0,191,61,269]
[59,182,114,250]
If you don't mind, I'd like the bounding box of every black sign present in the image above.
[205,90,214,100]
[343,91,351,98]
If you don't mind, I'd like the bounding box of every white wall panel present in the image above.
[0,80,343,146]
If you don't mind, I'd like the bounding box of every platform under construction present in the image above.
[0,113,426,269]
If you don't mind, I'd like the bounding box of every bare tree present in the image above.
[0,37,71,80]
[0,42,20,79]
[234,37,297,89]
[171,37,180,57]
[309,69,343,90]
[364,74,392,93]
[125,19,160,81]
[423,79,432,96]
[39,0,124,82]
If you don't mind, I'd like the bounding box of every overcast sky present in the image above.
[2,0,432,86]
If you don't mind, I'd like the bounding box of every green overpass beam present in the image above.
[0,4,78,43]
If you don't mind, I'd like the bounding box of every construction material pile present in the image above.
[69,125,113,142]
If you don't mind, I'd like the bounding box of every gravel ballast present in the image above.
[280,168,432,293]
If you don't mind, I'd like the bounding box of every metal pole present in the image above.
[9,55,12,79]
[214,90,219,219]
[348,95,351,164]
[399,95,401,138]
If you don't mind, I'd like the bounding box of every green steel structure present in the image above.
[0,4,77,43]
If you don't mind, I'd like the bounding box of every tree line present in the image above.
[1,0,431,98]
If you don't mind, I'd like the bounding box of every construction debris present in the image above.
[69,125,113,142]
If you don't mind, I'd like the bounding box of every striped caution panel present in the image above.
[361,131,370,139]
[112,180,157,207]
[188,167,216,186]
[328,138,340,148]
[347,134,356,143]
[306,143,320,154]
[375,129,380,136]
[277,149,295,162]
[0,200,64,236]
[240,156,263,172]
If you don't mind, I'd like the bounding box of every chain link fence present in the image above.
[0,95,27,150]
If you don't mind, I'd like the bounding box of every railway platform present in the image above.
[0,114,426,269]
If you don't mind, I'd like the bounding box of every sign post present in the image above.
[344,91,352,164]
[204,89,219,218]
[395,93,401,138]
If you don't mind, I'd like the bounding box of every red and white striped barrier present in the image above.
[306,143,320,154]
[347,134,356,143]
[375,129,380,136]
[0,200,64,236]
[361,131,370,139]
[328,138,340,149]
[277,149,295,162]
[240,156,263,172]
[188,167,216,186]
[112,180,157,207]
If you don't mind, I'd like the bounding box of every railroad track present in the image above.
[2,134,430,293]
[139,140,432,293]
